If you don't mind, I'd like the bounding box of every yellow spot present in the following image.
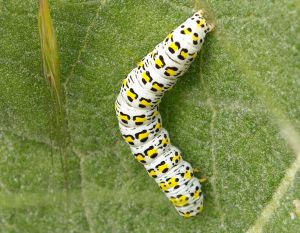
[183,28,191,35]
[154,122,161,131]
[170,195,189,207]
[124,136,134,144]
[184,170,192,179]
[152,83,163,92]
[157,163,169,173]
[192,34,199,42]
[172,153,181,162]
[197,19,206,28]
[135,154,145,163]
[139,99,151,107]
[161,137,169,145]
[126,89,137,100]
[148,169,157,177]
[165,68,176,76]
[138,131,149,141]
[169,42,179,52]
[141,72,151,83]
[160,177,178,191]
[152,111,158,117]
[134,116,146,124]
[179,50,188,59]
[119,114,129,123]
[193,189,201,199]
[146,147,157,157]
[155,58,164,68]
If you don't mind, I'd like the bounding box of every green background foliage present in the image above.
[0,0,300,232]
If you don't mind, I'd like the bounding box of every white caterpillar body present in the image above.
[115,10,213,218]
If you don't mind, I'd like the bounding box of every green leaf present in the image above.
[0,0,299,232]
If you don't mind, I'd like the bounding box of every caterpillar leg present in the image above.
[193,168,201,173]
[192,168,207,183]
[199,177,207,184]
[209,23,216,31]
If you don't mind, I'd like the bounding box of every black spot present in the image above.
[162,168,168,173]
[168,46,175,54]
[178,55,184,60]
[156,161,165,168]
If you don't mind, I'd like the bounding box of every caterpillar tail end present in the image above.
[193,168,201,173]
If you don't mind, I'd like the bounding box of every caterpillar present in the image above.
[115,10,213,218]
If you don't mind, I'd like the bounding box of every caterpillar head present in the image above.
[193,10,215,33]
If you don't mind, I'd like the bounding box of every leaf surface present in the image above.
[0,0,300,232]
